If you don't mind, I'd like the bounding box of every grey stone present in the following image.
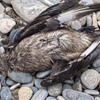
[46,96,57,100]
[0,3,5,14]
[71,20,82,30]
[93,0,100,3]
[79,0,94,5]
[48,83,62,96]
[93,55,100,67]
[6,78,16,86]
[1,87,12,100]
[57,96,65,100]
[31,86,38,93]
[31,89,48,100]
[0,46,5,54]
[84,89,99,95]
[36,70,51,78]
[64,80,74,85]
[72,82,82,92]
[11,0,48,22]
[94,67,100,72]
[97,12,100,21]
[98,21,100,27]
[8,71,32,83]
[63,84,72,91]
[87,15,92,26]
[81,69,100,89]
[63,89,94,100]
[2,0,13,4]
[79,16,87,26]
[35,79,45,89]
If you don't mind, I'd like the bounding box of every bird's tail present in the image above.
[57,3,100,24]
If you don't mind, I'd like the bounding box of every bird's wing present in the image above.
[41,37,100,86]
[9,3,100,47]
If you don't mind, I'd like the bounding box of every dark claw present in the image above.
[79,26,96,33]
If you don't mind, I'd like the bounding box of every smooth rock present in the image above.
[92,12,99,29]
[63,89,94,100]
[31,86,38,93]
[46,96,57,100]
[10,83,21,90]
[87,15,92,26]
[11,0,48,22]
[98,21,100,27]
[97,12,100,21]
[81,69,100,89]
[3,0,13,4]
[8,71,32,83]
[0,3,5,14]
[1,87,12,100]
[36,70,51,78]
[84,89,99,95]
[57,96,65,100]
[5,7,12,12]
[93,0,100,3]
[48,83,62,96]
[79,0,94,5]
[0,46,5,54]
[22,77,35,87]
[18,87,33,100]
[93,55,100,67]
[63,84,72,91]
[71,20,82,30]
[64,80,74,85]
[31,89,48,100]
[72,82,82,92]
[6,78,16,86]
[95,97,100,100]
[0,18,16,34]
[94,67,100,72]
[35,79,45,89]
[79,16,87,26]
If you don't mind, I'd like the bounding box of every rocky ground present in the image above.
[0,0,100,100]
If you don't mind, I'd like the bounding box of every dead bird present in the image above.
[8,2,100,46]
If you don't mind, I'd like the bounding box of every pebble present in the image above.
[79,0,94,5]
[84,89,99,95]
[6,78,16,86]
[98,21,100,27]
[1,87,12,100]
[72,82,82,91]
[46,96,57,100]
[0,46,5,54]
[79,16,87,26]
[18,87,33,100]
[95,97,100,100]
[57,96,65,100]
[62,84,72,90]
[36,70,51,78]
[63,89,94,100]
[0,18,16,34]
[11,0,48,22]
[71,20,82,30]
[94,67,100,72]
[64,80,74,85]
[0,3,5,14]
[87,15,92,26]
[2,0,13,4]
[31,89,48,100]
[10,83,21,90]
[22,77,35,87]
[97,12,100,21]
[48,83,62,96]
[8,71,32,83]
[93,55,100,67]
[92,12,99,29]
[5,7,12,12]
[31,86,38,93]
[81,69,100,89]
[93,0,100,3]
[35,79,45,89]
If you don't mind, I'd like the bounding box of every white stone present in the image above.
[79,16,87,26]
[97,12,100,21]
[71,20,82,30]
[98,21,100,27]
[0,18,16,34]
[81,69,100,89]
[57,96,65,100]
[79,0,94,5]
[0,46,5,54]
[93,0,100,3]
[0,3,5,14]
[87,15,92,26]
[11,0,48,22]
